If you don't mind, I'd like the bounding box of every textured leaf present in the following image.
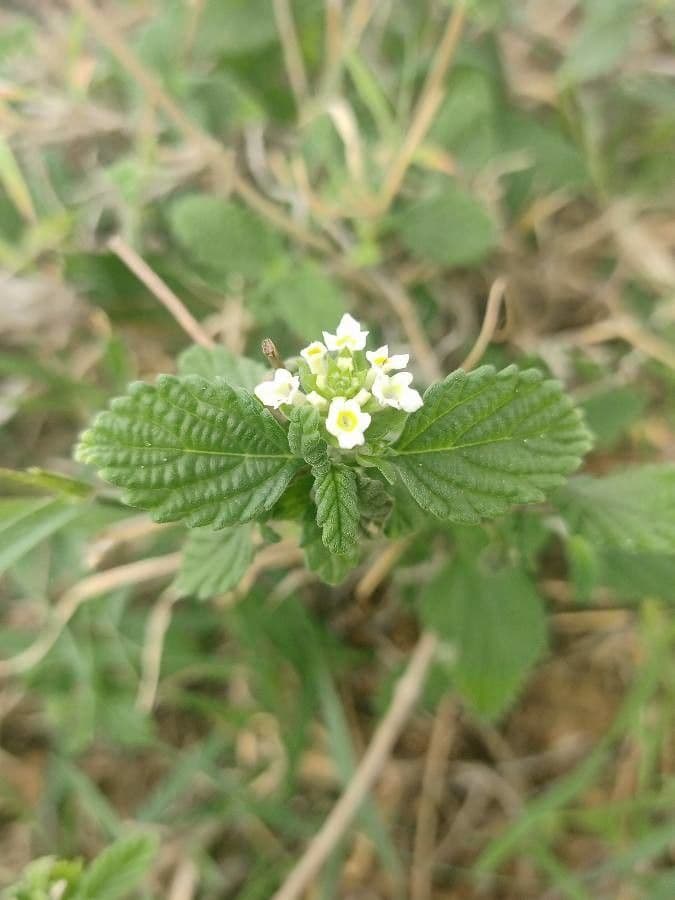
[312,460,359,555]
[302,514,359,585]
[79,833,157,900]
[76,375,301,527]
[0,497,83,577]
[421,562,548,717]
[384,365,591,524]
[174,524,254,600]
[288,405,326,464]
[178,345,267,392]
[397,183,498,267]
[556,464,675,553]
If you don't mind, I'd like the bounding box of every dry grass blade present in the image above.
[378,1,467,212]
[272,630,438,900]
[273,0,309,107]
[108,236,214,349]
[0,554,181,678]
[410,696,458,900]
[136,588,182,713]
[66,0,332,254]
[460,276,509,371]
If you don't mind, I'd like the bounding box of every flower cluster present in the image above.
[254,314,423,449]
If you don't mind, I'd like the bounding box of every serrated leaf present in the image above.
[169,194,282,281]
[556,464,675,553]
[174,524,254,600]
[421,562,547,717]
[288,405,326,464]
[178,345,267,392]
[301,514,359,585]
[384,365,590,524]
[397,182,498,267]
[79,833,157,900]
[76,375,301,527]
[0,497,84,577]
[312,460,359,555]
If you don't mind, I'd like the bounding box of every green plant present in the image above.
[75,314,591,592]
[2,834,157,900]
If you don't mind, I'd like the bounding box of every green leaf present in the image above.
[0,497,84,577]
[356,473,393,526]
[288,405,326,464]
[178,345,267,392]
[266,472,314,522]
[396,182,498,267]
[301,514,359,585]
[79,833,158,900]
[254,261,347,342]
[421,561,547,717]
[195,0,280,55]
[169,194,282,281]
[312,460,360,555]
[579,386,647,449]
[556,464,675,554]
[384,481,427,538]
[174,524,254,600]
[430,67,497,169]
[76,375,301,527]
[594,549,675,603]
[560,0,638,85]
[384,365,590,524]
[364,407,408,444]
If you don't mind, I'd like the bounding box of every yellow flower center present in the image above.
[336,335,350,347]
[374,355,388,366]
[338,410,358,432]
[308,346,322,355]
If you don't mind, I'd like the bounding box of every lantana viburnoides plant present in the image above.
[75,313,592,584]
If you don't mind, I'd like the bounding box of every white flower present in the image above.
[306,390,328,411]
[323,313,369,352]
[366,345,409,373]
[254,368,300,409]
[372,372,423,413]
[354,388,371,406]
[300,341,328,374]
[326,397,371,449]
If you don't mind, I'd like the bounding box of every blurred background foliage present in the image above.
[0,0,674,897]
